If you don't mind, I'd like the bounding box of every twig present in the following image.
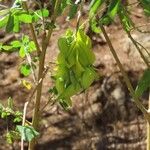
[131,23,150,33]
[147,89,150,150]
[26,65,50,105]
[22,2,41,56]
[136,41,150,58]
[127,31,150,68]
[99,24,150,121]
[127,1,140,7]
[40,95,56,112]
[25,50,37,83]
[21,102,29,150]
[0,4,8,9]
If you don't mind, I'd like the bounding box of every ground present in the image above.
[0,1,150,150]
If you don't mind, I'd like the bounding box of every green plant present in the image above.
[0,0,150,150]
[88,0,150,149]
[0,0,98,149]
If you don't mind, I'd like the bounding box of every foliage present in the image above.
[135,69,150,98]
[54,29,98,109]
[0,0,149,149]
[16,125,39,142]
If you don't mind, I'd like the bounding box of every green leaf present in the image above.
[0,15,9,28]
[60,83,80,98]
[7,97,13,110]
[118,5,134,31]
[2,45,12,51]
[100,0,121,25]
[140,0,150,16]
[18,13,33,23]
[6,14,14,32]
[81,67,98,89]
[33,9,49,22]
[73,51,85,77]
[58,37,70,57]
[67,3,78,20]
[22,35,29,44]
[28,41,36,52]
[56,77,65,94]
[57,0,71,16]
[1,111,10,118]
[90,17,101,33]
[16,125,39,142]
[58,98,72,110]
[89,0,104,17]
[135,69,150,98]
[48,87,58,95]
[55,29,98,109]
[19,46,26,58]
[13,15,20,32]
[20,64,31,76]
[67,44,76,67]
[6,131,20,144]
[36,8,49,17]
[77,30,95,67]
[11,40,21,48]
[14,111,22,123]
[107,0,121,19]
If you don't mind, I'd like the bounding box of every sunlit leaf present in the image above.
[20,64,31,76]
[118,5,134,31]
[13,15,20,32]
[100,0,121,25]
[28,41,36,52]
[33,9,49,22]
[18,13,33,23]
[0,15,9,28]
[22,80,32,90]
[11,40,22,48]
[89,0,104,17]
[90,17,101,33]
[2,45,12,51]
[19,46,26,58]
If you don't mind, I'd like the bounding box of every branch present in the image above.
[127,31,150,68]
[22,2,41,56]
[99,24,150,121]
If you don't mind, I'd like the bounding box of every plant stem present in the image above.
[28,1,61,149]
[127,32,150,68]
[21,102,29,150]
[147,90,150,150]
[99,24,150,120]
[22,2,41,56]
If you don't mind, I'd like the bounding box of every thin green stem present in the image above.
[99,24,149,120]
